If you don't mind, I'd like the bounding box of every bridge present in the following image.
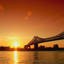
[24,32,64,49]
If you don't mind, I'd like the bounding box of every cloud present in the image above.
[24,11,32,20]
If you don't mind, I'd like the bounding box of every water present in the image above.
[0,51,64,64]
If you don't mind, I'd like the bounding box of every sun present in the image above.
[13,42,19,48]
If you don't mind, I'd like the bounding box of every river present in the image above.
[0,51,64,64]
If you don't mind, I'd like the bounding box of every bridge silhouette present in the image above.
[24,32,64,49]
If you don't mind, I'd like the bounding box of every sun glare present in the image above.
[14,42,19,48]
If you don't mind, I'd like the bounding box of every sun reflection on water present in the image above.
[14,51,18,64]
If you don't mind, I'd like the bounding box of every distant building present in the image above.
[39,46,45,49]
[53,44,59,49]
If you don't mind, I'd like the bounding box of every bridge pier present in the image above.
[24,45,31,49]
[34,43,38,50]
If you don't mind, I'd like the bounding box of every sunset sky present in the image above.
[0,0,64,48]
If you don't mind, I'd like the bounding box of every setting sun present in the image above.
[13,42,19,48]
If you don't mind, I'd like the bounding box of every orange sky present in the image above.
[0,0,64,48]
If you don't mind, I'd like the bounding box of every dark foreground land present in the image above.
[0,47,64,51]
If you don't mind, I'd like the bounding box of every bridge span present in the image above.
[24,32,64,49]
